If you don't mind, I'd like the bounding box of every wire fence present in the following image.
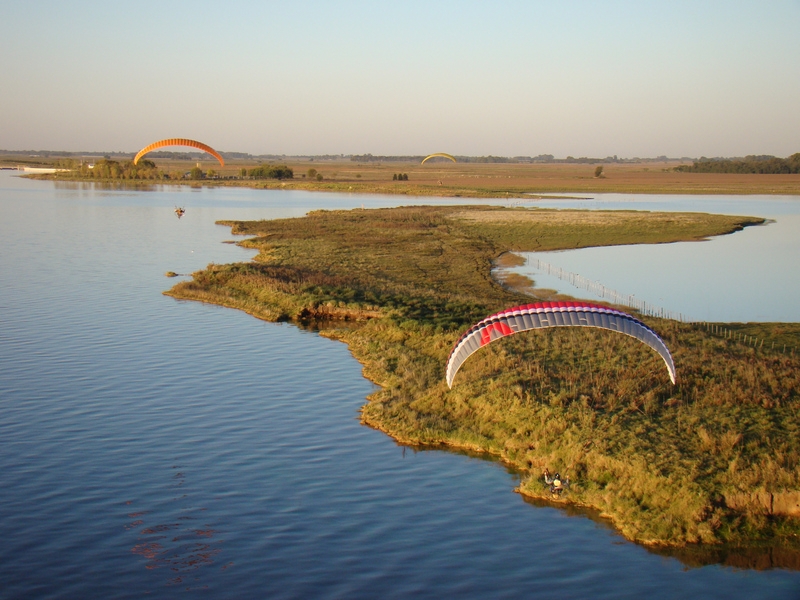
[528,257,687,321]
[701,322,795,355]
[526,256,797,356]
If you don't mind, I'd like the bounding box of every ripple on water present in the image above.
[2,175,800,598]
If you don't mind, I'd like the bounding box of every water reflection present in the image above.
[125,466,222,590]
[53,180,160,192]
[650,544,800,572]
[521,494,800,571]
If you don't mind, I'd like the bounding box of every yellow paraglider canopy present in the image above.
[421,153,456,165]
[134,138,225,167]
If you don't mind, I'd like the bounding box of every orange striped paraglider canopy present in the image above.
[134,138,224,167]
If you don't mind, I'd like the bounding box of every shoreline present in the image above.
[330,321,800,549]
[335,360,800,569]
[24,167,800,197]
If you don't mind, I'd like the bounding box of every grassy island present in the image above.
[165,205,800,553]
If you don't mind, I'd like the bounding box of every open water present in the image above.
[511,194,800,323]
[1,171,799,598]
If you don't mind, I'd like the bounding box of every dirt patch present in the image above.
[725,491,800,517]
[450,208,726,227]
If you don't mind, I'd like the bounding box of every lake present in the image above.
[1,172,799,598]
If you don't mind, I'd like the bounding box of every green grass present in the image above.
[165,204,800,548]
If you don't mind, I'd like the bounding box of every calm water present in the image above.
[510,194,800,322]
[1,172,799,598]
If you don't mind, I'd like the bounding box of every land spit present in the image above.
[165,204,800,550]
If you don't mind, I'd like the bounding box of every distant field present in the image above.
[287,160,800,195]
[7,154,800,195]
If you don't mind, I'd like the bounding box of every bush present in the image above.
[248,165,294,179]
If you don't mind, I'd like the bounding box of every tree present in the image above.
[190,167,204,180]
[248,165,294,179]
[307,168,317,179]
[594,166,604,178]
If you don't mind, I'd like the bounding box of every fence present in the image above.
[527,256,687,321]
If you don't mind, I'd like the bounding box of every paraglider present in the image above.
[421,153,456,165]
[445,301,676,388]
[134,138,225,167]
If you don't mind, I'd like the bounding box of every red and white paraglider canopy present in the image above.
[445,301,676,388]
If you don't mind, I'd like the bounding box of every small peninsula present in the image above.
[166,205,800,549]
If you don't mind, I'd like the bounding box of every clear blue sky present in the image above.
[2,0,799,157]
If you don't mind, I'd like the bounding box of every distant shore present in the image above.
[18,159,800,196]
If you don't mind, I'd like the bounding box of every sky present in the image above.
[1,0,799,158]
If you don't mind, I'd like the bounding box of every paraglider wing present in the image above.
[134,138,225,167]
[421,153,456,165]
[445,301,676,388]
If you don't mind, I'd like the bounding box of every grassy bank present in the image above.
[165,205,800,548]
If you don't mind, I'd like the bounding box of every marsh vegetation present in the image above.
[166,205,800,548]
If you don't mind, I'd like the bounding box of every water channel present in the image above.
[508,194,800,323]
[1,172,799,598]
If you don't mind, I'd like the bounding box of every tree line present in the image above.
[675,153,800,174]
[77,159,164,180]
[56,159,294,181]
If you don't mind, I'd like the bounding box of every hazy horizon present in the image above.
[0,148,784,162]
[2,1,799,158]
